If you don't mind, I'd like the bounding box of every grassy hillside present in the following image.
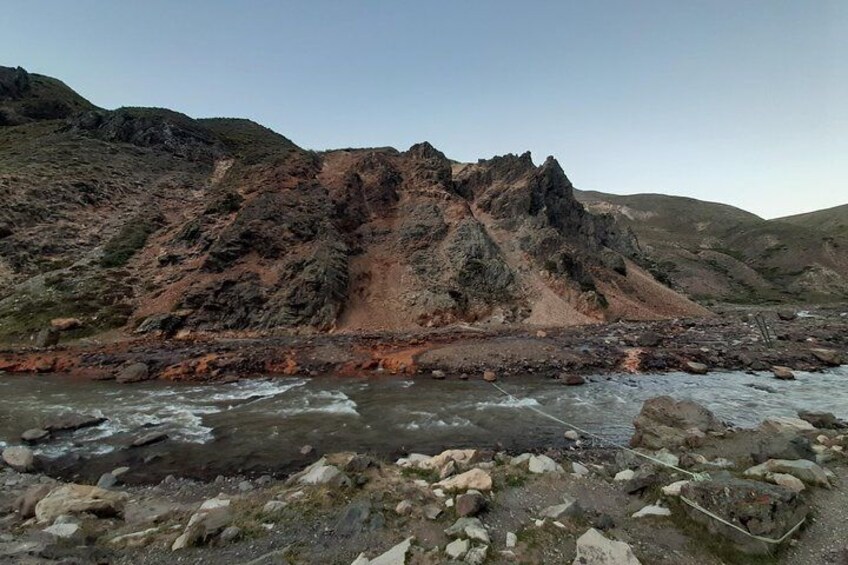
[776,203,848,240]
[575,190,848,304]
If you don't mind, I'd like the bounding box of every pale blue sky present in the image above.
[2,0,846,218]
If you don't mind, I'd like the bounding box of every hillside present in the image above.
[777,203,848,240]
[0,66,709,343]
[575,190,848,304]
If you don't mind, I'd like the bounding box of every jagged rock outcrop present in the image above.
[0,66,710,340]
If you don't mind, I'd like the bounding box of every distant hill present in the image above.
[0,65,709,343]
[575,190,848,304]
[777,204,848,240]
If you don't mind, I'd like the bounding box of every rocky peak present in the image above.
[0,66,31,101]
[405,141,447,161]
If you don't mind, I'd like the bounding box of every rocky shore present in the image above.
[1,394,847,564]
[0,305,845,385]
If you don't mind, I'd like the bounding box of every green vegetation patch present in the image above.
[101,213,164,268]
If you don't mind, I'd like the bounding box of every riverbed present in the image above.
[1,368,846,480]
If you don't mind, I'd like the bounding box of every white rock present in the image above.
[661,480,690,497]
[509,453,532,467]
[564,430,580,441]
[632,504,671,518]
[435,468,492,492]
[759,417,816,434]
[528,455,563,474]
[2,446,34,472]
[572,462,590,476]
[539,498,582,520]
[395,500,413,516]
[506,531,517,548]
[651,449,680,467]
[263,500,287,514]
[573,528,641,565]
[744,459,830,487]
[614,469,635,481]
[444,517,490,543]
[769,473,805,493]
[43,523,81,540]
[445,538,470,559]
[466,545,488,565]
[445,498,454,508]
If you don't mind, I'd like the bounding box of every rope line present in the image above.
[487,380,806,546]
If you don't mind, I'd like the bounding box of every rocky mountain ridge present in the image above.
[0,65,710,341]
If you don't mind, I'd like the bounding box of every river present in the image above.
[1,368,846,481]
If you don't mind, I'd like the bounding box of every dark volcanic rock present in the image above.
[798,410,846,430]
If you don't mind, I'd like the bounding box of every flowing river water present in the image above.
[1,368,846,481]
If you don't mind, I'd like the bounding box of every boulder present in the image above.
[771,366,795,380]
[798,410,845,430]
[661,480,690,497]
[759,417,815,434]
[220,526,241,543]
[573,528,641,565]
[684,361,708,375]
[96,473,118,489]
[21,428,49,444]
[418,449,477,472]
[116,363,152,384]
[769,473,805,493]
[564,430,580,441]
[631,396,723,449]
[35,484,128,523]
[13,484,53,518]
[466,545,488,565]
[394,500,413,516]
[263,500,287,514]
[810,348,842,367]
[436,468,492,492]
[455,490,487,517]
[44,413,107,432]
[744,459,830,488]
[752,431,815,463]
[2,446,34,472]
[679,477,808,555]
[777,310,797,321]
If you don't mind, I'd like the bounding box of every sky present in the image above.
[2,0,846,218]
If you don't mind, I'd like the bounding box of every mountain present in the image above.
[777,204,848,240]
[0,65,708,343]
[575,190,848,304]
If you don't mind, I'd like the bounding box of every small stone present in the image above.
[661,480,690,497]
[21,429,50,444]
[445,517,490,543]
[116,363,152,384]
[632,504,671,518]
[455,491,487,517]
[445,538,469,559]
[238,480,253,492]
[300,445,314,455]
[564,430,580,441]
[769,473,805,493]
[436,468,492,492]
[111,466,130,478]
[614,469,635,481]
[771,366,795,380]
[43,523,81,540]
[506,532,517,548]
[96,473,118,489]
[574,528,641,564]
[466,545,489,565]
[483,371,497,382]
[560,374,586,386]
[684,361,708,375]
[528,454,562,474]
[572,462,590,476]
[2,446,34,472]
[540,498,582,520]
[395,500,413,516]
[431,370,446,380]
[424,505,443,520]
[131,431,168,448]
[263,500,287,514]
[220,526,241,543]
[50,318,82,331]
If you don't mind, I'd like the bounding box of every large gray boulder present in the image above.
[631,396,723,449]
[680,476,808,554]
[2,446,34,472]
[573,528,641,564]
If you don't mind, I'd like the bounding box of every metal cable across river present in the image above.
[1,368,846,482]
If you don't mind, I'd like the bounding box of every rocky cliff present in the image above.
[0,66,709,342]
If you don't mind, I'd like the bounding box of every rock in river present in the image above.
[21,428,50,444]
[44,413,107,432]
[2,446,34,472]
[631,396,723,450]
[116,362,152,384]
